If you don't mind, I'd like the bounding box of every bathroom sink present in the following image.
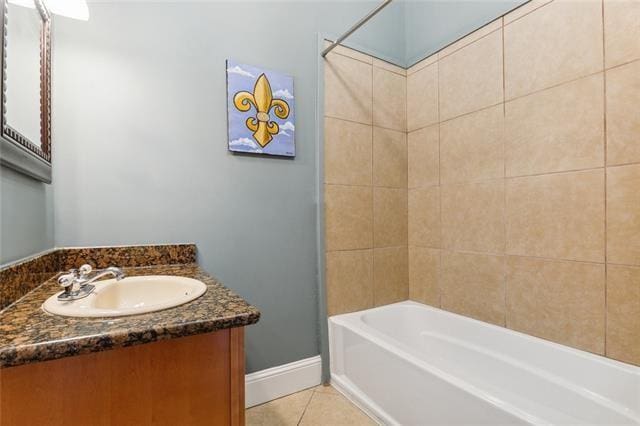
[42,275,207,318]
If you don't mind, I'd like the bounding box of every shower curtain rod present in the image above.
[321,0,393,58]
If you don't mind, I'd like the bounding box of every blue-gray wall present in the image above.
[51,1,403,373]
[0,165,54,265]
[2,0,529,371]
[404,0,527,66]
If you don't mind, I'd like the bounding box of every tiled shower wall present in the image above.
[324,0,639,366]
[324,46,408,316]
[406,0,639,366]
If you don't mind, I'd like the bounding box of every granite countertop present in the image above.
[0,263,260,369]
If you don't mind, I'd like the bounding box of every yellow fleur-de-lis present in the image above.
[233,73,290,147]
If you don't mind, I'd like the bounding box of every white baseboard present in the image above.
[245,355,322,408]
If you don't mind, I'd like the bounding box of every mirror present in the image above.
[0,0,51,183]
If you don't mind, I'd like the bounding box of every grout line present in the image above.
[436,57,443,309]
[371,60,376,307]
[501,18,509,329]
[296,388,316,426]
[601,0,608,357]
[324,114,404,134]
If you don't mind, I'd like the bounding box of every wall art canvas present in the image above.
[226,60,296,157]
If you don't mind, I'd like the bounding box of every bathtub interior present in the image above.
[330,301,640,425]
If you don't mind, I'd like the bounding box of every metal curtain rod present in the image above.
[321,0,393,58]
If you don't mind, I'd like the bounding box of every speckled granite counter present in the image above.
[0,259,260,369]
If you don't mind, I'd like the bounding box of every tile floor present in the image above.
[246,384,376,425]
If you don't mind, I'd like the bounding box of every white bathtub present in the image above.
[329,301,640,425]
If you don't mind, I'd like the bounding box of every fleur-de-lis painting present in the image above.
[227,60,296,157]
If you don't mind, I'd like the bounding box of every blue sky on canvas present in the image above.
[227,60,296,157]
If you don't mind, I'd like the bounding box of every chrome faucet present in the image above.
[57,264,126,301]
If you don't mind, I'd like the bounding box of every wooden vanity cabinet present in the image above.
[0,328,245,426]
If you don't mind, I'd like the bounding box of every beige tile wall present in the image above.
[324,47,408,317]
[324,0,639,366]
[406,0,639,366]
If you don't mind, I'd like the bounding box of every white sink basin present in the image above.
[42,275,207,318]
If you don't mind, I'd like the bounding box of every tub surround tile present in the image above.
[326,250,374,316]
[374,247,409,306]
[373,67,407,131]
[325,185,373,251]
[324,53,373,124]
[607,164,640,266]
[0,262,260,369]
[373,58,406,76]
[438,29,503,121]
[505,73,605,177]
[506,170,605,263]
[438,19,502,60]
[373,187,408,248]
[409,247,440,307]
[606,61,640,166]
[440,104,504,184]
[506,256,605,354]
[408,125,439,188]
[604,0,640,68]
[503,0,553,25]
[408,187,441,248]
[324,118,372,186]
[441,180,505,254]
[407,63,439,131]
[606,265,640,366]
[440,251,505,326]
[407,53,437,76]
[504,0,603,100]
[324,41,373,64]
[373,127,407,188]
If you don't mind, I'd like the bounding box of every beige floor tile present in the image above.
[299,390,376,426]
[440,104,504,184]
[606,60,640,166]
[506,256,605,354]
[246,389,314,426]
[503,0,553,25]
[314,384,341,395]
[504,0,603,100]
[439,29,503,121]
[505,73,604,177]
[604,0,640,68]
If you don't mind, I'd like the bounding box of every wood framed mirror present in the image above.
[0,0,51,183]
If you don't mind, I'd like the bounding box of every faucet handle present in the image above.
[58,271,77,288]
[78,264,93,278]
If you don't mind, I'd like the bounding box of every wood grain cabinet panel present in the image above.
[0,328,245,426]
